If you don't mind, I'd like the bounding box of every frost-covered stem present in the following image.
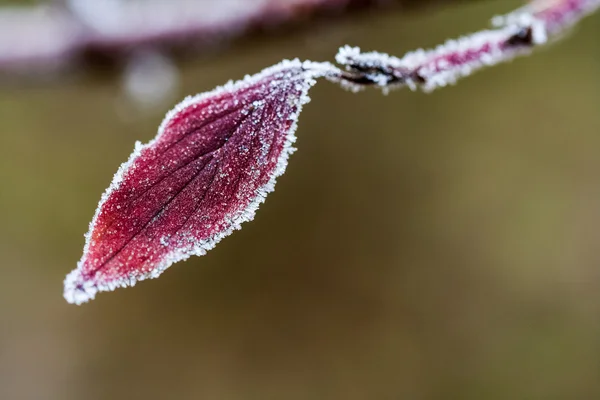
[331,0,600,92]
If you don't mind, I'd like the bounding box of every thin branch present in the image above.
[326,0,599,92]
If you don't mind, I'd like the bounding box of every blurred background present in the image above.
[1,0,600,399]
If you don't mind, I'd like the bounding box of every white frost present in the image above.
[64,58,335,305]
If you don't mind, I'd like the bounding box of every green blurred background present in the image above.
[1,1,600,399]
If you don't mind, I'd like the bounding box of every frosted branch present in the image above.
[330,0,600,92]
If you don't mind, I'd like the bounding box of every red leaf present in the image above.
[64,59,329,304]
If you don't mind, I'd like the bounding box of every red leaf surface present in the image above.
[64,59,329,304]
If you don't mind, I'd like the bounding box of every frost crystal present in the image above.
[64,59,334,304]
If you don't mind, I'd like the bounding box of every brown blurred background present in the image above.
[1,1,600,399]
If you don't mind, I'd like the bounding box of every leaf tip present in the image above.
[63,269,97,305]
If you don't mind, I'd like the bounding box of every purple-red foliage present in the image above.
[64,60,329,304]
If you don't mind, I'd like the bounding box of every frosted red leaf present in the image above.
[64,59,332,304]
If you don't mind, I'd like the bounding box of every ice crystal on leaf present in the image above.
[64,59,332,304]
